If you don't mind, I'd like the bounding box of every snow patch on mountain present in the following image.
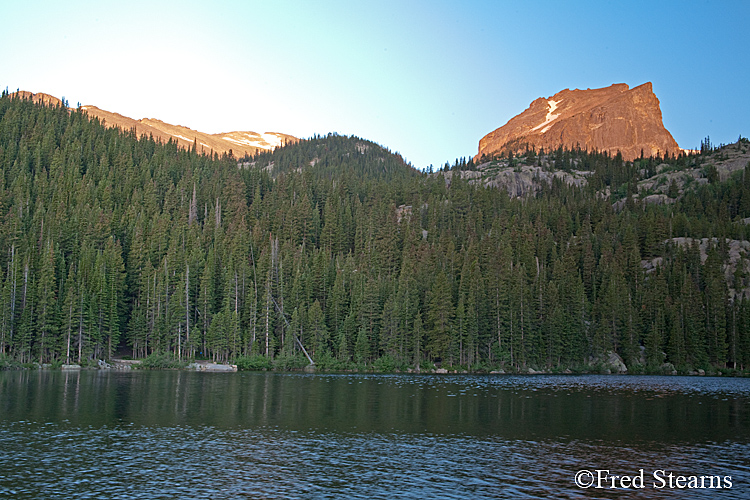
[223,136,262,147]
[261,133,285,148]
[531,99,561,133]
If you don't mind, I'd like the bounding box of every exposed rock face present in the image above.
[611,141,750,210]
[10,91,296,158]
[441,164,590,198]
[477,83,680,162]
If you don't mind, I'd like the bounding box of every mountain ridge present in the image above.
[9,90,295,158]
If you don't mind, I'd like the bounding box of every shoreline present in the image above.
[2,361,748,377]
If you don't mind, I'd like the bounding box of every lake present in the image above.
[0,371,748,499]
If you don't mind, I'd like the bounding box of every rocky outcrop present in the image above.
[588,351,628,374]
[111,359,141,370]
[187,362,238,372]
[697,139,750,182]
[440,162,591,198]
[477,83,680,162]
[607,141,750,209]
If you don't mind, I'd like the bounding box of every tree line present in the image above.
[0,91,749,372]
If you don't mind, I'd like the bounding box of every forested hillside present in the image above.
[1,91,749,373]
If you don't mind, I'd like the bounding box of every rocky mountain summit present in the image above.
[476,83,681,162]
[10,91,295,158]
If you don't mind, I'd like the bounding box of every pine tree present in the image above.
[35,240,57,363]
[308,299,329,359]
[354,325,369,364]
[704,246,728,366]
[426,270,453,362]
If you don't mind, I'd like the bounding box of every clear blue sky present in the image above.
[3,0,747,169]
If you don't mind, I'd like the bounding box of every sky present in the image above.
[3,0,748,169]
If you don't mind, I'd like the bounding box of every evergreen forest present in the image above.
[1,91,750,374]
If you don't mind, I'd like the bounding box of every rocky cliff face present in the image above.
[476,83,680,162]
[10,91,295,158]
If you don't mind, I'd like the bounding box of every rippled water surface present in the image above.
[1,371,749,498]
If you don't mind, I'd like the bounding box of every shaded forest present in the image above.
[1,91,749,373]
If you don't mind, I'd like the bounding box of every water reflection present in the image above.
[2,372,749,444]
[1,372,749,499]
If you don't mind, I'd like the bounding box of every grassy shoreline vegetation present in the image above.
[1,92,750,377]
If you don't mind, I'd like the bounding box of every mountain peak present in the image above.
[476,83,680,162]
